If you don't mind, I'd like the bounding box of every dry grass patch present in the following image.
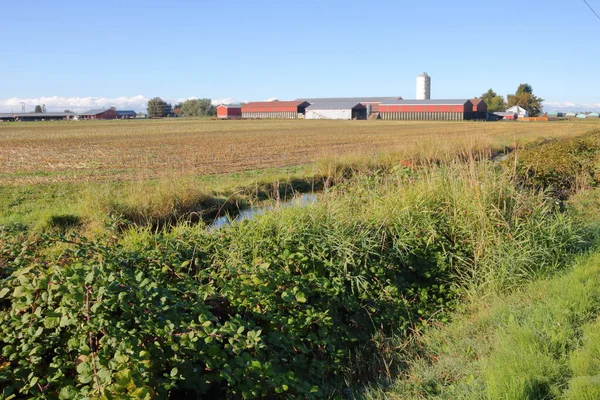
[1,118,596,184]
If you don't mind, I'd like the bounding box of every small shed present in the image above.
[217,105,242,119]
[506,105,529,119]
[305,101,367,120]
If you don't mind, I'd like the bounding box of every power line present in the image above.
[582,0,600,21]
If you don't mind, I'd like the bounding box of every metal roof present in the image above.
[243,101,309,108]
[80,108,113,115]
[306,101,366,110]
[299,96,402,104]
[116,110,137,115]
[381,99,471,106]
[217,104,241,108]
[493,112,517,117]
[0,112,75,118]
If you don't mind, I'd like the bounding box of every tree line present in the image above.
[146,97,217,118]
[479,83,544,116]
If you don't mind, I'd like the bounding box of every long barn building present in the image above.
[379,99,487,121]
[242,101,309,119]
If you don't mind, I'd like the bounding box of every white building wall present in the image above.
[506,106,529,118]
[305,109,353,120]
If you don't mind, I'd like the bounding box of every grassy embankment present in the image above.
[363,132,600,399]
[3,124,600,398]
[3,121,600,398]
[1,118,597,232]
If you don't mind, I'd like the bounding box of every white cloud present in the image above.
[0,95,149,112]
[544,101,600,111]
[174,97,243,106]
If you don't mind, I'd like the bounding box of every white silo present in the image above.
[416,72,431,100]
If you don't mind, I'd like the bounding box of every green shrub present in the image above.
[0,163,587,398]
[507,130,600,199]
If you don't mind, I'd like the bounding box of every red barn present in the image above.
[379,99,482,121]
[79,107,118,120]
[470,98,488,119]
[241,100,310,119]
[216,105,242,119]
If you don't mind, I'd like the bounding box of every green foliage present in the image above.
[480,89,506,113]
[507,83,545,116]
[180,98,215,117]
[146,97,172,118]
[366,248,600,400]
[507,130,600,199]
[0,161,587,398]
[34,105,43,113]
[45,214,82,231]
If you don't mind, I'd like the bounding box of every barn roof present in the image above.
[493,112,517,117]
[116,110,137,116]
[80,108,113,115]
[306,101,366,110]
[300,96,402,104]
[381,99,471,106]
[217,104,241,108]
[1,112,75,118]
[243,101,309,108]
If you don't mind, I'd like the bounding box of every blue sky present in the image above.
[1,0,599,112]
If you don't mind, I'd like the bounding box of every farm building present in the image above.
[379,99,486,121]
[506,105,529,119]
[305,101,367,120]
[566,112,577,118]
[241,101,309,119]
[577,113,588,119]
[299,97,402,118]
[0,112,77,122]
[217,105,242,119]
[470,98,488,119]
[116,110,137,119]
[492,112,518,121]
[79,107,118,120]
[588,113,600,118]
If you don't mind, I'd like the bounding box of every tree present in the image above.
[180,98,215,117]
[480,89,506,113]
[147,97,173,118]
[173,103,184,116]
[34,105,42,113]
[507,84,544,116]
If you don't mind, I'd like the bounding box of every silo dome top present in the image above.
[418,72,429,77]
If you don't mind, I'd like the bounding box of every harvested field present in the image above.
[0,118,597,184]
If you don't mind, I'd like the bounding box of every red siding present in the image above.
[242,106,299,113]
[380,104,466,113]
[97,109,118,119]
[217,106,241,118]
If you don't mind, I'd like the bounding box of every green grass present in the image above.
[362,248,600,399]
[1,159,588,398]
